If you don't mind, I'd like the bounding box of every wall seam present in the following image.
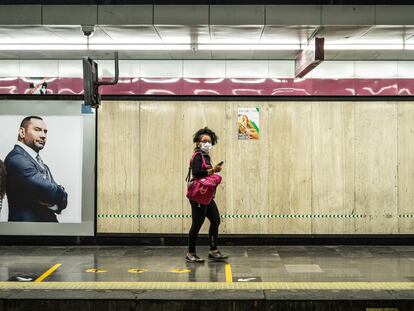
[396,101,400,233]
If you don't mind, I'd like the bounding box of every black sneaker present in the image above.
[208,250,228,261]
[185,253,205,263]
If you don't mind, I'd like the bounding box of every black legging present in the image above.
[188,199,221,254]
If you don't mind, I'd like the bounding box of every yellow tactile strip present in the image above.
[0,282,413,291]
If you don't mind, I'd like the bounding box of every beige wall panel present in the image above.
[355,102,398,234]
[311,102,356,234]
[223,102,236,234]
[98,218,139,233]
[139,101,183,233]
[225,102,269,234]
[97,101,140,233]
[97,100,414,235]
[268,102,312,234]
[181,101,227,234]
[398,102,414,233]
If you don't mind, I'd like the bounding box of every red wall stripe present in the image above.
[0,77,413,96]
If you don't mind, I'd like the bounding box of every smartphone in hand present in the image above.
[217,161,224,166]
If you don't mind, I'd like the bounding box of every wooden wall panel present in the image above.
[225,102,269,234]
[268,102,312,234]
[398,102,414,233]
[139,101,183,233]
[311,102,355,234]
[97,100,414,235]
[97,101,140,233]
[354,102,398,234]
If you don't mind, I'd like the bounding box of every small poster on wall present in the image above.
[237,108,260,140]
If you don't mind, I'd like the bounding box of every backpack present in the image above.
[185,152,222,205]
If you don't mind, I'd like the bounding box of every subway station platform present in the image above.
[0,245,413,310]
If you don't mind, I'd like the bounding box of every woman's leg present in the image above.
[206,200,220,251]
[188,200,207,254]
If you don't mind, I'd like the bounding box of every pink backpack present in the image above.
[186,152,222,205]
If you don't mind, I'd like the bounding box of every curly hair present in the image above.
[0,159,6,200]
[192,127,218,146]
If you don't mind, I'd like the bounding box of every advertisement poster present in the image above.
[237,108,260,140]
[0,115,83,223]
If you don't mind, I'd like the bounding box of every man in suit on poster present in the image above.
[5,116,67,222]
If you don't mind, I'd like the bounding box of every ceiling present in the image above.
[1,25,414,60]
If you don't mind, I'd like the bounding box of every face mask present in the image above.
[200,142,212,153]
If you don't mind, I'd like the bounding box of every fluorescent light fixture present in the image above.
[198,44,300,50]
[0,44,87,50]
[325,44,404,50]
[0,44,190,51]
[0,43,413,51]
[90,44,190,50]
[199,43,412,51]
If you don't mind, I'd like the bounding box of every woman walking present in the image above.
[185,127,228,263]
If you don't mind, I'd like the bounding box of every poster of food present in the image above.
[237,108,260,140]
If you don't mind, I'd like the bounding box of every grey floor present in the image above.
[0,245,414,283]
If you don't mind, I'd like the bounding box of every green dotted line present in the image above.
[98,214,191,219]
[221,214,368,219]
[399,214,414,218]
[96,214,395,219]
[98,214,414,219]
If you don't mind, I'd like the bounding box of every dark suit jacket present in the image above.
[5,145,67,222]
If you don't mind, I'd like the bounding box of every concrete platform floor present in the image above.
[0,245,413,288]
[1,245,414,310]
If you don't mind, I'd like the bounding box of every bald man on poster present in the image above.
[5,116,67,222]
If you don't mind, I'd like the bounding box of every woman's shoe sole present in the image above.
[185,259,205,263]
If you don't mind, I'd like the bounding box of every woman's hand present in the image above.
[213,165,222,173]
[208,165,222,175]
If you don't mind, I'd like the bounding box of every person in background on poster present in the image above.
[185,127,228,263]
[0,159,6,213]
[4,116,67,222]
[40,82,47,95]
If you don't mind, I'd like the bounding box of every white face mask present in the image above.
[200,142,212,153]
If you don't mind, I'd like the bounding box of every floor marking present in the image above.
[128,269,148,274]
[86,269,107,273]
[170,269,191,273]
[34,264,62,282]
[15,277,33,282]
[225,264,233,283]
[235,277,262,282]
[0,281,413,291]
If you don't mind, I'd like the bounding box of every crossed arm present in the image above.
[8,154,67,212]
